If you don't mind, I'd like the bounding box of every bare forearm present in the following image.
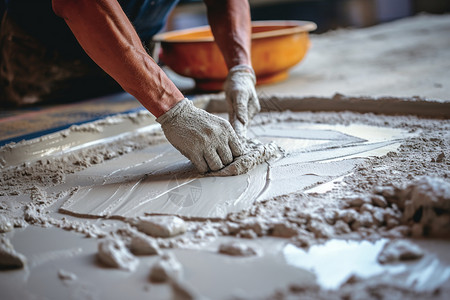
[52,0,183,117]
[204,0,252,69]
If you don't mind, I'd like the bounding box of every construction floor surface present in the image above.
[1,14,449,300]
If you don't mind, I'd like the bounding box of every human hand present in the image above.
[224,65,260,138]
[156,99,244,173]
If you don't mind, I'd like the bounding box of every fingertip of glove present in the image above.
[229,139,245,158]
[236,113,248,126]
[191,156,209,174]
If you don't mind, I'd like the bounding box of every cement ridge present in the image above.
[203,92,450,118]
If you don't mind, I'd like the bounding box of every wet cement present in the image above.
[1,103,449,299]
[57,121,408,220]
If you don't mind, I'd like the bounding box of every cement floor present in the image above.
[258,14,450,100]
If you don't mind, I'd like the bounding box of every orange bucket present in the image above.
[153,21,317,91]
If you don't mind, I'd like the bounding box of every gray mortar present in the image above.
[0,94,449,299]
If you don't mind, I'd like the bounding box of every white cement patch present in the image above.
[60,143,269,219]
[60,122,409,219]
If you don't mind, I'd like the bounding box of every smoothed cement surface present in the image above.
[60,122,408,219]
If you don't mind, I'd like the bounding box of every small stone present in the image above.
[377,239,424,264]
[359,211,375,228]
[351,220,361,231]
[351,211,375,231]
[360,203,375,214]
[388,225,411,237]
[374,186,396,200]
[341,209,358,224]
[117,226,161,255]
[135,216,186,238]
[218,241,259,257]
[291,235,311,248]
[271,222,298,238]
[345,195,371,207]
[343,274,363,285]
[334,220,351,234]
[371,207,385,225]
[149,253,183,283]
[58,269,77,281]
[170,277,201,300]
[241,218,267,236]
[239,229,258,239]
[226,222,240,235]
[308,220,334,238]
[0,237,26,269]
[129,234,161,256]
[384,208,401,226]
[97,238,138,271]
[323,210,338,225]
[386,218,401,229]
[0,215,13,233]
[371,195,388,208]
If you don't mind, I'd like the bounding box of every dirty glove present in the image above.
[224,65,260,138]
[156,99,244,173]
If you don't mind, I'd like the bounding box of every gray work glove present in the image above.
[224,65,261,138]
[156,99,244,173]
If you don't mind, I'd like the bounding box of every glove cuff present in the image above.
[156,98,192,125]
[228,64,256,84]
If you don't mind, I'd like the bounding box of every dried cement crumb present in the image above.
[345,195,371,208]
[271,222,299,238]
[58,269,78,281]
[238,229,258,239]
[0,215,13,233]
[97,238,138,271]
[116,226,161,255]
[170,277,203,300]
[149,252,183,282]
[371,195,388,208]
[130,235,160,256]
[377,239,424,264]
[0,236,26,269]
[395,176,450,237]
[218,241,260,257]
[134,216,186,238]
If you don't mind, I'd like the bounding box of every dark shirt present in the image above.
[3,0,180,57]
[0,0,180,105]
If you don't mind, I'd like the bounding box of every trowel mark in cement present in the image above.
[61,122,410,219]
[60,144,269,219]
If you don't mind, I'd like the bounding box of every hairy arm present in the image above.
[52,0,183,117]
[203,0,252,69]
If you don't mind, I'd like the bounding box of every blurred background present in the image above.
[167,0,450,33]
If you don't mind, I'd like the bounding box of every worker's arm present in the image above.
[204,0,260,138]
[203,0,251,69]
[52,0,244,172]
[52,0,182,117]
